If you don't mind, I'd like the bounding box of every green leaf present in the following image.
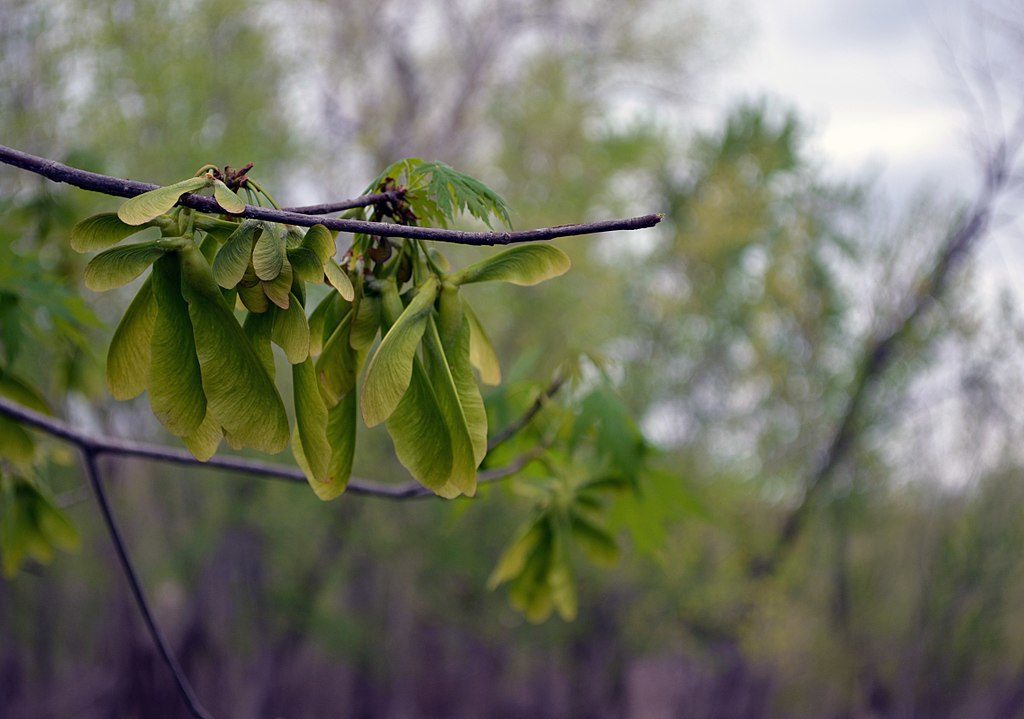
[149,254,206,437]
[308,292,342,357]
[463,302,501,385]
[84,239,184,292]
[385,360,453,490]
[569,510,619,566]
[323,259,354,301]
[106,277,158,400]
[316,310,362,406]
[179,246,289,453]
[360,277,439,427]
[70,213,148,253]
[452,245,571,286]
[349,293,380,350]
[212,178,245,214]
[292,358,331,485]
[242,310,276,380]
[326,391,356,495]
[117,176,210,225]
[302,224,335,265]
[0,417,35,462]
[0,371,50,415]
[253,223,285,280]
[549,516,578,620]
[489,519,546,589]
[271,295,310,364]
[508,524,554,622]
[444,315,487,463]
[422,318,480,497]
[35,497,79,551]
[288,247,324,283]
[261,257,293,309]
[238,281,270,313]
[183,410,222,462]
[212,221,260,288]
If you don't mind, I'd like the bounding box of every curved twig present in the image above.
[82,450,213,719]
[0,396,538,499]
[280,189,406,215]
[487,375,565,453]
[0,145,662,245]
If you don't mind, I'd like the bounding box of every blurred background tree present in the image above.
[4,0,1024,717]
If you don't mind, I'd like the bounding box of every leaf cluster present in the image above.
[68,162,568,500]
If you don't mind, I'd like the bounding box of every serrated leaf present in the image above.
[386,360,453,490]
[316,310,361,406]
[463,302,501,385]
[261,257,292,309]
[84,239,181,292]
[292,358,331,484]
[117,176,210,225]
[212,178,245,214]
[452,245,571,286]
[183,410,223,461]
[302,224,335,265]
[423,319,479,497]
[271,295,310,364]
[106,277,158,400]
[360,277,438,427]
[179,246,289,453]
[149,254,206,437]
[253,223,285,280]
[70,213,148,253]
[212,221,260,288]
[323,259,354,301]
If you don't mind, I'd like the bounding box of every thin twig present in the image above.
[81,450,213,719]
[487,375,565,453]
[0,396,540,499]
[281,189,406,215]
[0,145,662,245]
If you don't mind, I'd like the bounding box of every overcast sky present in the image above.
[704,0,1024,302]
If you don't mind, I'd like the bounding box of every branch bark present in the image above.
[0,144,661,245]
[81,450,213,719]
[0,396,543,499]
[280,189,406,215]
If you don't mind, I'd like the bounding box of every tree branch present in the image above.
[0,144,662,245]
[753,144,1013,577]
[0,396,539,499]
[280,189,406,215]
[487,375,565,453]
[81,450,213,719]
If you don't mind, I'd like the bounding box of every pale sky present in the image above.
[706,0,1024,303]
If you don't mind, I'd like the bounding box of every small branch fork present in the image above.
[0,144,662,245]
[0,381,559,717]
